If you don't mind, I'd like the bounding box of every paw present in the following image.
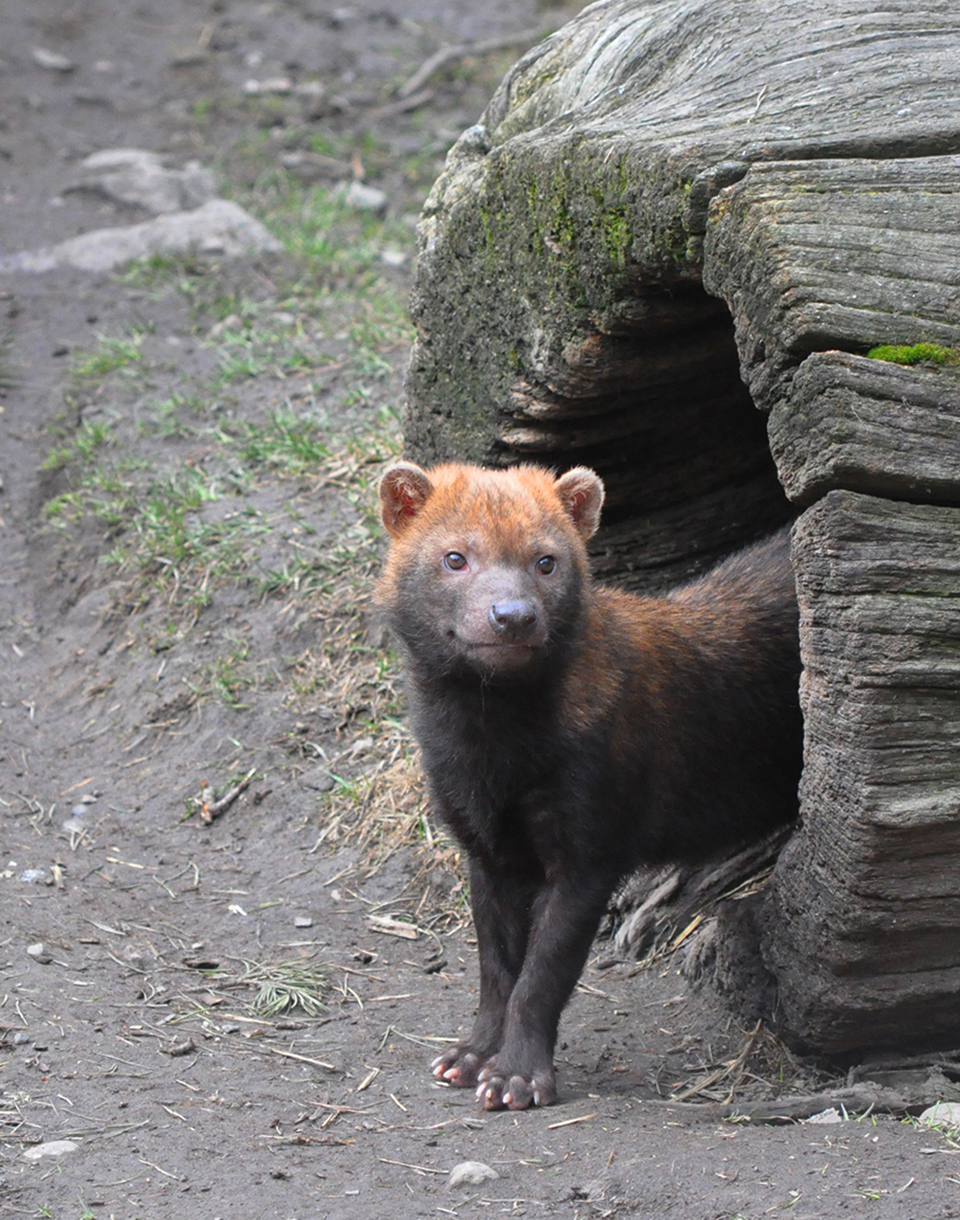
[475,1061,557,1110]
[431,1044,487,1087]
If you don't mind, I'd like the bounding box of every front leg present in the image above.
[433,853,538,1088]
[475,875,611,1110]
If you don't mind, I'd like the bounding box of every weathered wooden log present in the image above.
[761,491,960,1054]
[700,152,960,1054]
[407,0,960,586]
[703,155,960,415]
[768,352,960,507]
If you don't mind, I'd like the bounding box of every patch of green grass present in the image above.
[41,411,357,605]
[348,293,414,375]
[209,639,255,707]
[41,419,114,471]
[44,458,264,601]
[118,252,210,299]
[0,329,17,390]
[866,341,960,366]
[216,344,265,382]
[255,179,414,285]
[142,391,209,439]
[256,557,323,595]
[229,408,331,474]
[73,329,146,378]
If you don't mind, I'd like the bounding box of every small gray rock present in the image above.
[22,1140,79,1162]
[449,1161,499,1188]
[342,181,388,213]
[921,1101,960,1129]
[294,915,314,928]
[66,148,213,214]
[300,766,335,793]
[26,943,52,964]
[0,199,281,273]
[242,77,293,95]
[32,47,76,72]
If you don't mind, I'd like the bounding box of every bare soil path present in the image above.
[0,2,957,1218]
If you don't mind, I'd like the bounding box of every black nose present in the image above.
[489,600,538,636]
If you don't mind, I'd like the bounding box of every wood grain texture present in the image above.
[763,490,960,1053]
[703,156,960,412]
[768,351,960,505]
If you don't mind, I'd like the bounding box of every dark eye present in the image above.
[536,556,556,575]
[444,552,467,571]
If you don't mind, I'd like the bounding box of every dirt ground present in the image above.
[2,2,960,1218]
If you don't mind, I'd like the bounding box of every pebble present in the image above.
[22,1140,79,1162]
[19,869,46,884]
[279,150,351,184]
[805,1107,843,1124]
[32,47,76,72]
[294,915,314,928]
[299,765,334,793]
[67,149,217,214]
[921,1101,960,1129]
[343,181,388,213]
[329,7,359,27]
[207,313,242,340]
[380,247,408,267]
[27,943,52,963]
[243,77,293,95]
[449,1161,499,1188]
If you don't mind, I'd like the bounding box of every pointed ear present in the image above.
[379,461,435,537]
[554,466,605,539]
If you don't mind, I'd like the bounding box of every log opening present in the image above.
[492,281,795,591]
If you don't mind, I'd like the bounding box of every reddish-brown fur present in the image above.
[377,461,801,1110]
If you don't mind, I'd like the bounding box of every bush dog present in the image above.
[377,460,801,1110]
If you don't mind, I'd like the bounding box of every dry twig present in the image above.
[191,766,258,824]
[397,27,544,99]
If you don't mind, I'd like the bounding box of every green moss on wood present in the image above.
[866,342,960,366]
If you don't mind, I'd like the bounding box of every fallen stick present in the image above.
[641,1084,926,1124]
[197,766,258,824]
[397,27,545,100]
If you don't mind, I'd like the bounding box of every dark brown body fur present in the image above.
[377,461,801,1110]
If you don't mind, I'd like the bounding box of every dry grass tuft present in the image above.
[249,961,329,1017]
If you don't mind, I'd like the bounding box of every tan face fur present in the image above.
[377,462,604,678]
